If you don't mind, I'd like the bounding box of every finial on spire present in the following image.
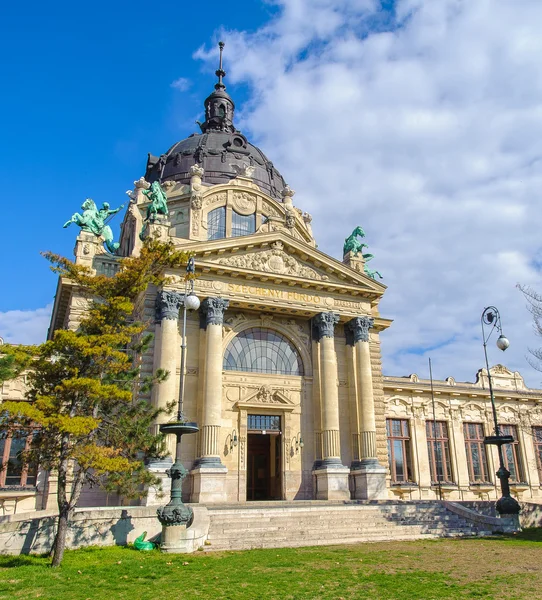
[215,41,226,90]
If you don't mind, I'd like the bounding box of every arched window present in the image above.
[224,328,304,375]
[208,207,226,240]
[232,210,256,237]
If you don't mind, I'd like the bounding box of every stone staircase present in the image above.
[203,500,510,552]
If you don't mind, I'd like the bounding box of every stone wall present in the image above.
[0,506,163,556]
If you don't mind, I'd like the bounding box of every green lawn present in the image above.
[0,530,541,600]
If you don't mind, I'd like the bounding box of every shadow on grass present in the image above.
[0,554,49,568]
[460,527,542,543]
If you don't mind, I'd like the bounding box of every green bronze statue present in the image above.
[63,199,124,254]
[343,226,368,256]
[362,252,383,280]
[142,181,169,222]
[139,181,169,241]
[344,226,383,279]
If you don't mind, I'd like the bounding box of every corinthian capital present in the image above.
[345,316,374,345]
[311,312,340,341]
[200,297,230,329]
[156,290,184,321]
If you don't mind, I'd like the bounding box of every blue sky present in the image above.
[0,0,277,311]
[2,0,542,388]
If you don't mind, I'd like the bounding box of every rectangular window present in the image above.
[247,415,281,432]
[0,430,37,488]
[499,424,524,483]
[533,426,542,482]
[386,419,414,483]
[463,422,491,483]
[426,420,454,484]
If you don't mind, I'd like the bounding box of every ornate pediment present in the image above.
[216,241,329,282]
[475,364,526,391]
[235,385,296,411]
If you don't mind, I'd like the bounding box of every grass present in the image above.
[0,530,541,600]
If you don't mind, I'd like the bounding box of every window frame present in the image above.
[498,424,525,483]
[426,420,454,485]
[223,327,304,376]
[0,429,37,488]
[386,418,414,484]
[463,422,491,484]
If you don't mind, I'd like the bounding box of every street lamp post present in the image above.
[157,258,201,528]
[480,306,520,516]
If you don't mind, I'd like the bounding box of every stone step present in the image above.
[202,501,500,552]
[204,530,483,551]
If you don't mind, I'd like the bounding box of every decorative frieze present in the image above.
[311,312,340,341]
[345,316,374,345]
[217,243,328,280]
[199,297,230,329]
[155,290,184,321]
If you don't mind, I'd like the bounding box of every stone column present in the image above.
[311,312,350,500]
[191,297,229,503]
[146,290,183,506]
[345,316,387,499]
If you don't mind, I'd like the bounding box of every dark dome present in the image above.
[145,131,287,201]
[144,42,287,201]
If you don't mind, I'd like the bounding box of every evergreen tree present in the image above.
[0,239,190,567]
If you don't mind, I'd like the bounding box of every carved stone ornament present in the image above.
[281,185,295,200]
[230,162,255,178]
[134,177,151,190]
[125,189,137,202]
[217,244,328,281]
[191,193,203,210]
[345,316,374,345]
[200,297,230,329]
[285,210,296,229]
[311,312,340,341]
[190,163,204,178]
[232,191,257,215]
[156,290,184,321]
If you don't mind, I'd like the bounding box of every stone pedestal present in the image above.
[160,507,210,553]
[144,458,173,506]
[351,463,388,500]
[313,465,350,500]
[190,466,228,503]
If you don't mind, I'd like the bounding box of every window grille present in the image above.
[208,207,226,240]
[232,210,256,237]
[248,415,281,432]
[223,328,304,376]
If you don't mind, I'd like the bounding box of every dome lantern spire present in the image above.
[215,41,226,90]
[200,41,236,134]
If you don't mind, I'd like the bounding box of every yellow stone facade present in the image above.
[4,163,542,515]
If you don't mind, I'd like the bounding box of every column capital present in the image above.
[156,290,184,322]
[199,297,230,329]
[345,316,374,345]
[311,312,340,341]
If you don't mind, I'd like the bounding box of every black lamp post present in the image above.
[481,306,520,516]
[157,258,200,527]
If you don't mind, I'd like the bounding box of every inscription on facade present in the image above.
[195,279,365,312]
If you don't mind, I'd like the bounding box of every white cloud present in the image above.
[171,77,192,92]
[196,0,542,388]
[0,304,52,346]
